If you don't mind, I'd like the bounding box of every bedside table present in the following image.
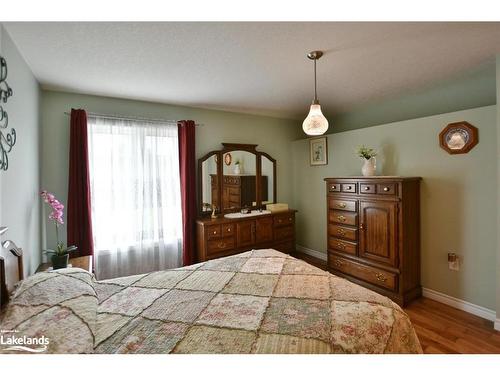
[36,255,93,273]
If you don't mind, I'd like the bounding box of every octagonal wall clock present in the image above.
[439,121,478,155]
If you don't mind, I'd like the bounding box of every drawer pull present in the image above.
[333,259,343,267]
[337,228,346,236]
[227,228,231,232]
[213,231,217,234]
[360,223,364,230]
[364,186,370,191]
[289,217,292,221]
[330,185,336,190]
[336,242,346,250]
[218,242,226,249]
[383,187,389,192]
[337,215,346,222]
[346,186,352,190]
[336,203,346,208]
[375,273,387,282]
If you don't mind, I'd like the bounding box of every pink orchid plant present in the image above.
[41,191,77,257]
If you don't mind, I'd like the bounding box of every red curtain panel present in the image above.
[67,109,94,258]
[178,120,196,266]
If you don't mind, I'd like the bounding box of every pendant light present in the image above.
[302,50,329,136]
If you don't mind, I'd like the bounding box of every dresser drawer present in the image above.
[274,213,294,227]
[207,237,236,255]
[206,225,222,240]
[377,183,397,195]
[341,183,357,193]
[275,225,294,241]
[328,198,357,212]
[328,237,357,255]
[329,210,357,226]
[222,223,235,237]
[360,183,376,194]
[329,254,397,291]
[327,183,341,193]
[329,224,357,241]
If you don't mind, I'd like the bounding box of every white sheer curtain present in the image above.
[87,115,183,280]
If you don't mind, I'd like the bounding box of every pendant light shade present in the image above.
[303,51,329,136]
[302,103,329,135]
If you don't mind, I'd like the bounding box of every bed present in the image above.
[0,249,422,354]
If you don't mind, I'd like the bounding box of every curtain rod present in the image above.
[63,111,203,126]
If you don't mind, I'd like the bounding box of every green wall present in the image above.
[40,90,301,251]
[326,63,496,134]
[0,26,41,276]
[291,105,497,310]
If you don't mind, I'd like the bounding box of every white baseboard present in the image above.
[422,287,497,324]
[294,245,499,330]
[295,245,327,262]
[495,319,500,331]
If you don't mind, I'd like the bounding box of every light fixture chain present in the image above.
[314,58,317,102]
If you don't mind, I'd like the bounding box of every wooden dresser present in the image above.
[196,210,296,261]
[324,177,421,306]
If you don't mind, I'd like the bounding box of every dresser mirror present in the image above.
[198,143,276,216]
[200,153,220,213]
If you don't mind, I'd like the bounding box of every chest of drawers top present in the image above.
[324,176,421,199]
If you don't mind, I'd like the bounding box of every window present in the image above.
[88,115,183,279]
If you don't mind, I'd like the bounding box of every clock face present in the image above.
[445,128,469,150]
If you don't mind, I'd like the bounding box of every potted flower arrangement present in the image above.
[41,191,77,269]
[356,145,377,176]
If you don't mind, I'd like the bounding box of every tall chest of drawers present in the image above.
[325,177,421,306]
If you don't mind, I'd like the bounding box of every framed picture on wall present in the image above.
[310,137,328,166]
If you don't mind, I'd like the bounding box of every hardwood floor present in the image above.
[290,251,500,354]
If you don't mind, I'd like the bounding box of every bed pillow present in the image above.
[0,268,97,354]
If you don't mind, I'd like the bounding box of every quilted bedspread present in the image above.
[0,249,422,354]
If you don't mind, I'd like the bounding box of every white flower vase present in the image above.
[234,164,241,175]
[361,157,376,176]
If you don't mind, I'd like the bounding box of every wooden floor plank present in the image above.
[291,251,500,354]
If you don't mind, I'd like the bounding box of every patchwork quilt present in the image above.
[0,249,422,354]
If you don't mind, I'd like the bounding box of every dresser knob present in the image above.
[227,228,231,232]
[346,186,352,190]
[383,187,389,192]
[334,259,343,267]
[364,186,370,191]
[337,215,346,222]
[337,229,346,236]
[337,203,346,208]
[213,231,217,234]
[336,242,346,250]
[375,273,387,282]
[331,185,336,190]
[218,242,226,249]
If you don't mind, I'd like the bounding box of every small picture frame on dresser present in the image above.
[310,137,328,166]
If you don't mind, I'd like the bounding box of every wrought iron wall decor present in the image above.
[0,55,15,171]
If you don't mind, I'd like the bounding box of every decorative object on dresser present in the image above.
[325,176,421,306]
[439,121,478,155]
[197,143,296,261]
[309,137,328,166]
[356,145,377,176]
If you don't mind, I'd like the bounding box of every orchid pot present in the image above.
[41,191,78,270]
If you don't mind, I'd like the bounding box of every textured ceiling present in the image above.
[4,22,500,119]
